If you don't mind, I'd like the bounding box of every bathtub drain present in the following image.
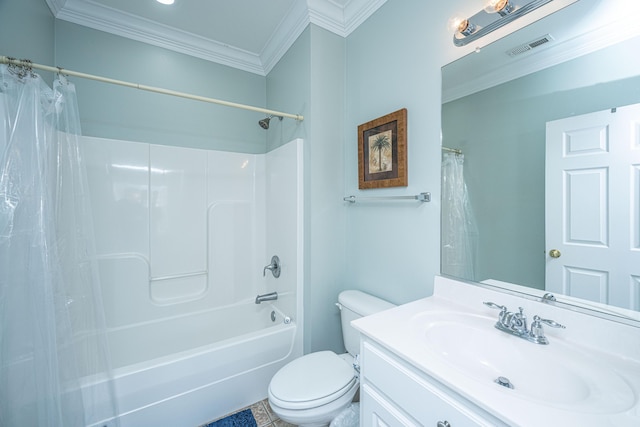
[271,311,276,322]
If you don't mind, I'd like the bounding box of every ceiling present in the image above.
[45,0,387,76]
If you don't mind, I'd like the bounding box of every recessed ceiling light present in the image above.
[157,0,175,5]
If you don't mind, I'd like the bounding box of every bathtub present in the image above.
[82,137,304,427]
[85,301,300,427]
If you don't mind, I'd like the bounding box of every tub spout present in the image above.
[255,291,278,304]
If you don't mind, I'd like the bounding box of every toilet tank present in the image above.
[338,290,395,356]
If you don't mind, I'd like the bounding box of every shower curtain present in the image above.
[0,65,118,426]
[441,151,478,281]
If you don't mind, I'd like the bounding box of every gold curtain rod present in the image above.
[442,147,462,155]
[0,56,304,122]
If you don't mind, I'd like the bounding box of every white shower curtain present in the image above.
[441,151,478,281]
[0,65,118,426]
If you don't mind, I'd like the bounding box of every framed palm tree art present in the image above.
[357,108,407,189]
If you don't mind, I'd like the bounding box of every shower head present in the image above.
[258,117,271,129]
[258,115,282,130]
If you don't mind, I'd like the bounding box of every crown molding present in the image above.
[47,0,386,76]
[306,0,388,37]
[260,0,310,75]
[307,0,347,37]
[45,0,66,15]
[54,0,264,75]
[342,0,388,36]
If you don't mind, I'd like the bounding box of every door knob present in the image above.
[549,249,561,258]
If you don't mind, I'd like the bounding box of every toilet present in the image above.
[268,290,395,427]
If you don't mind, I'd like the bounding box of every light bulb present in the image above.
[449,16,476,37]
[457,19,476,37]
[448,17,464,32]
[157,0,175,5]
[484,0,514,16]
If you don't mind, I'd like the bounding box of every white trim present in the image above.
[308,0,347,37]
[260,1,311,75]
[55,0,264,75]
[45,0,67,15]
[343,0,387,36]
[46,0,386,76]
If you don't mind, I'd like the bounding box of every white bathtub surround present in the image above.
[83,138,304,426]
[353,275,640,426]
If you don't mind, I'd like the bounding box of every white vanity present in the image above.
[352,276,640,426]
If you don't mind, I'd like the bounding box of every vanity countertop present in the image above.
[352,276,640,427]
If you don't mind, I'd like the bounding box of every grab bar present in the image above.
[255,291,278,304]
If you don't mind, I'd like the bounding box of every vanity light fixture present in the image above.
[453,0,553,47]
[156,0,175,5]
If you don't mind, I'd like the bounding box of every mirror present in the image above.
[441,0,640,324]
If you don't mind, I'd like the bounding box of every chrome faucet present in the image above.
[509,307,528,335]
[255,291,278,304]
[483,302,565,345]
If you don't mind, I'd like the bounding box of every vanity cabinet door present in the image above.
[361,340,507,427]
[361,383,420,426]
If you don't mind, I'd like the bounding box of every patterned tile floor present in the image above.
[203,399,297,427]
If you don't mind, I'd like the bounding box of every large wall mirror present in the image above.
[441,0,640,324]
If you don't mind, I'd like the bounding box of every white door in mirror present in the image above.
[545,103,640,310]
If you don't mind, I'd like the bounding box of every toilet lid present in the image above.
[269,351,355,404]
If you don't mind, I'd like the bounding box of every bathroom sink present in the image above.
[410,311,635,414]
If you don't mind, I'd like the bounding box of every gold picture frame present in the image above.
[357,108,407,189]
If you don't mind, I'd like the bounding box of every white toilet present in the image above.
[268,290,395,427]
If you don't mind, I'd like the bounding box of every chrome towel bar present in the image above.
[343,192,431,204]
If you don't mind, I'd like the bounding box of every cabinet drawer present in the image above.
[362,340,506,427]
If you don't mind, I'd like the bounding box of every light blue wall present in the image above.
[442,38,640,289]
[2,0,455,356]
[54,21,268,153]
[267,25,347,353]
[0,0,54,81]
[344,0,446,305]
[306,26,347,353]
[266,28,310,151]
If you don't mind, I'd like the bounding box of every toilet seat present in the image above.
[268,351,356,410]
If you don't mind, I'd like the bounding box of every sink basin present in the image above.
[410,311,635,414]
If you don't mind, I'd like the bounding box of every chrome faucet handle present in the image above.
[483,301,508,312]
[483,301,510,326]
[532,315,565,329]
[263,255,281,278]
[529,315,565,344]
[263,265,273,276]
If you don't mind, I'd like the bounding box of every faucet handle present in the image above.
[529,315,565,344]
[483,301,507,312]
[263,255,281,278]
[532,315,565,329]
